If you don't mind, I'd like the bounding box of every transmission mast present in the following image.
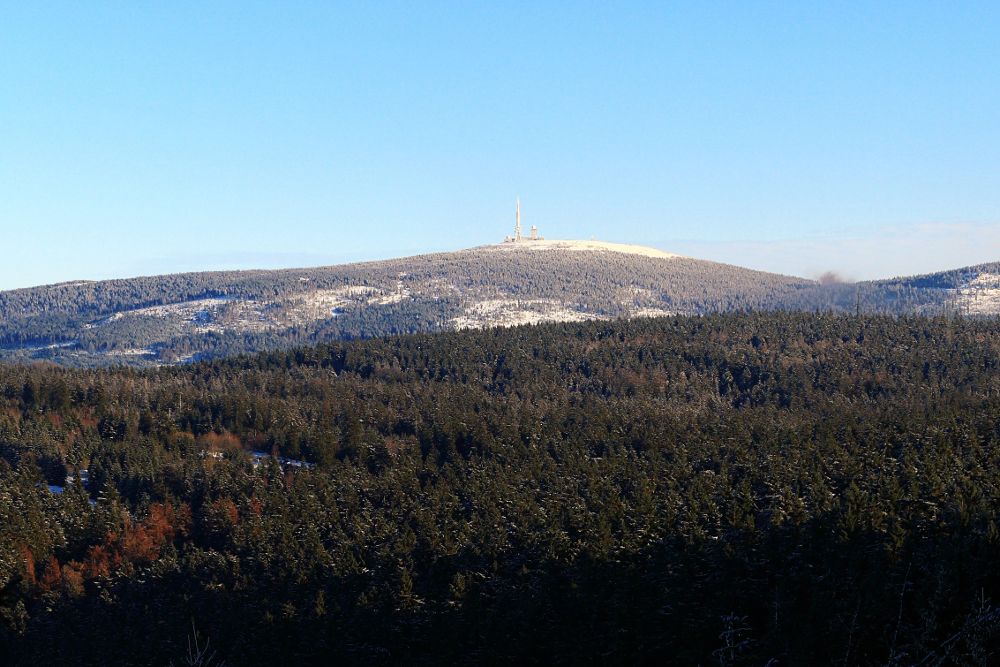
[514,198,522,242]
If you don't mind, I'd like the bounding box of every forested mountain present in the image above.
[2,312,1000,663]
[2,240,995,367]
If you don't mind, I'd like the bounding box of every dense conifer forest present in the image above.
[2,312,1000,664]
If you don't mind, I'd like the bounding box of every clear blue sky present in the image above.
[2,2,999,289]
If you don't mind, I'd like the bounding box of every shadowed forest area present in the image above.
[2,312,1000,664]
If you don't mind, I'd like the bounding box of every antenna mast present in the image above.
[514,198,522,241]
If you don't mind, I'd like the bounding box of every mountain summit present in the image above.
[488,238,681,259]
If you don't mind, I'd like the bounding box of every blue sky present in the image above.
[1,2,998,289]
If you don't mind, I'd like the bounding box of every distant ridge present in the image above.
[0,243,996,367]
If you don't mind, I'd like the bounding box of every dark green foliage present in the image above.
[1,313,1000,663]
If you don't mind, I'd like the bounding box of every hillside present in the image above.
[877,261,1000,315]
[0,241,996,367]
[0,241,810,366]
[3,313,1000,663]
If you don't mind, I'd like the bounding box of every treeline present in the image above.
[2,313,1000,663]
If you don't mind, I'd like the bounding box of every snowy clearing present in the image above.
[955,273,1000,315]
[630,307,676,319]
[95,297,233,324]
[451,298,601,330]
[290,286,378,321]
[487,239,681,259]
[103,348,156,357]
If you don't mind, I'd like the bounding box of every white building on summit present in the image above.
[503,198,543,243]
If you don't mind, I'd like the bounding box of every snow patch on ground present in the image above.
[451,298,601,330]
[625,287,658,299]
[630,307,676,319]
[104,348,155,357]
[421,278,460,297]
[84,286,401,341]
[197,299,271,332]
[486,239,681,259]
[96,297,233,324]
[0,340,78,353]
[290,286,377,321]
[372,290,410,305]
[955,273,1000,315]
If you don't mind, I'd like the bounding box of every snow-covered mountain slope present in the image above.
[0,243,994,367]
[954,272,1000,315]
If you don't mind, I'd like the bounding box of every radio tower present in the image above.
[514,197,522,242]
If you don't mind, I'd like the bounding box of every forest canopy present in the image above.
[1,312,1000,664]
